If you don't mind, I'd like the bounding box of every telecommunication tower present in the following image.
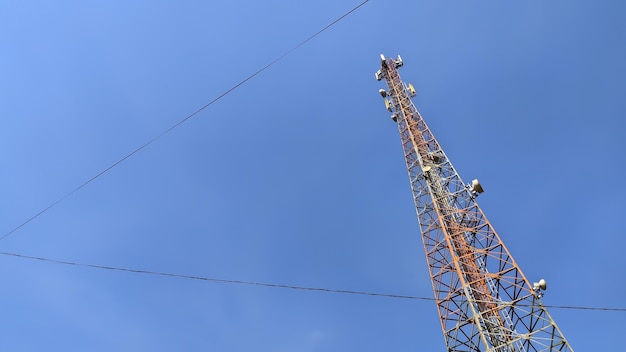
[375,54,573,352]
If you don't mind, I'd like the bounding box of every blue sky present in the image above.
[1,1,625,350]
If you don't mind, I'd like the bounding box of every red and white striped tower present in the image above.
[376,54,573,352]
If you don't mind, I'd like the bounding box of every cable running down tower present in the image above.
[375,54,572,352]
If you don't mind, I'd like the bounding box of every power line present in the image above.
[0,251,425,301]
[0,0,370,242]
[1,250,625,313]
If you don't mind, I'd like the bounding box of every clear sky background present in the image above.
[1,1,625,351]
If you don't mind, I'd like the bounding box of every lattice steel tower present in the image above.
[375,54,573,352]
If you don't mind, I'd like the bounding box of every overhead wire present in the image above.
[0,0,370,242]
[0,251,425,301]
[1,250,625,313]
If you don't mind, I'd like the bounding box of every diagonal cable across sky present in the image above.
[0,0,369,242]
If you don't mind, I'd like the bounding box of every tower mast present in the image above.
[376,54,573,352]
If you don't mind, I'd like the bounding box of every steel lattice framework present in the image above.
[375,55,573,352]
